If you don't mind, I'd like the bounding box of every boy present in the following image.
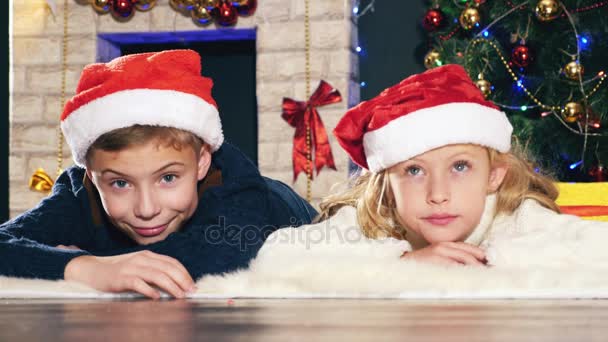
[0,50,317,299]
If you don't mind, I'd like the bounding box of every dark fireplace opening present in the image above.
[97,30,258,165]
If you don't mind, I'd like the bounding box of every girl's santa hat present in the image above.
[334,64,513,172]
[61,49,223,166]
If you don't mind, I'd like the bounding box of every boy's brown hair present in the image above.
[85,125,204,164]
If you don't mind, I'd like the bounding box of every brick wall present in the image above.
[9,0,359,217]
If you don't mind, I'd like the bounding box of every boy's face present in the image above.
[387,144,507,245]
[86,140,211,245]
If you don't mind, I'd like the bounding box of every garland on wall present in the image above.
[84,0,256,26]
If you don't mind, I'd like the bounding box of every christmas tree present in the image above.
[420,0,608,181]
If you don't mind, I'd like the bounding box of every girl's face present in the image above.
[387,144,507,244]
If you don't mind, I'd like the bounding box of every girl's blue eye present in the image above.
[111,180,128,188]
[406,166,422,176]
[453,161,470,172]
[161,174,177,183]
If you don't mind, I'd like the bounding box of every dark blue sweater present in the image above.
[0,143,317,280]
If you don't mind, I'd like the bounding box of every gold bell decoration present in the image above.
[563,60,584,80]
[424,49,443,69]
[475,74,492,98]
[29,169,55,193]
[562,102,584,123]
[459,7,481,30]
[534,0,562,22]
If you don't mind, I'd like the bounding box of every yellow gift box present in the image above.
[556,182,608,222]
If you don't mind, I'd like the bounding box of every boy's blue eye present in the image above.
[111,180,128,188]
[161,174,177,183]
[453,161,470,172]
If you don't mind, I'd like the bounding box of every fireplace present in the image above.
[9,1,358,216]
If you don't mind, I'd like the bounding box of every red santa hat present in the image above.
[334,64,513,173]
[61,49,222,166]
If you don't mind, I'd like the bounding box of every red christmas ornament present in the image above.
[589,164,607,182]
[474,0,487,4]
[216,1,238,26]
[111,0,135,19]
[511,44,533,68]
[234,0,257,16]
[422,9,445,31]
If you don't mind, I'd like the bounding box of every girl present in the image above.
[192,63,607,298]
[315,63,607,267]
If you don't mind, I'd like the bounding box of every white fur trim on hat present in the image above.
[61,89,223,167]
[363,102,513,173]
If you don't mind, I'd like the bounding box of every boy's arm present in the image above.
[0,177,92,280]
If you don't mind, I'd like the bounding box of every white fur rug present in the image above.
[3,229,608,299]
[1,263,607,299]
[4,205,608,299]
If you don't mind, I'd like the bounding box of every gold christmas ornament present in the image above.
[562,102,584,123]
[200,0,220,9]
[475,74,492,98]
[535,0,562,22]
[424,50,443,69]
[169,0,183,11]
[134,0,157,11]
[170,0,195,13]
[191,4,213,25]
[563,61,584,80]
[91,0,111,13]
[181,0,198,10]
[459,7,481,30]
[29,168,54,193]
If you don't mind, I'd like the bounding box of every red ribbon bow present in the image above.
[282,80,342,181]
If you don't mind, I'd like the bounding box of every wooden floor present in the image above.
[0,299,606,341]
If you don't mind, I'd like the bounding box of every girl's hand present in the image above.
[400,242,487,266]
[64,251,196,299]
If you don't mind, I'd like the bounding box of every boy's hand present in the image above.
[64,251,196,299]
[56,244,82,251]
[400,242,487,266]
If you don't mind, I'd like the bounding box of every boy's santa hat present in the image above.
[61,49,223,166]
[334,64,513,173]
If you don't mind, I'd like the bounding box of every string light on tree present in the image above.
[583,108,601,129]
